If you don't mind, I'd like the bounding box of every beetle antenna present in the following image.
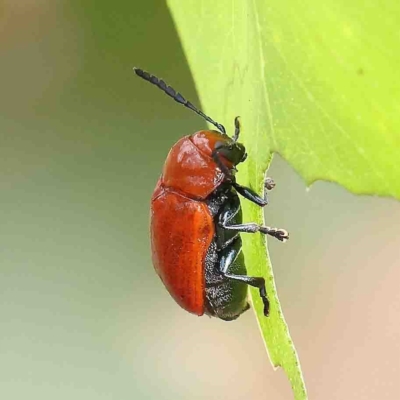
[134,68,226,134]
[232,116,240,141]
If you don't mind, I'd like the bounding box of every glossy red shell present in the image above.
[150,130,232,314]
[163,138,218,199]
[151,184,214,315]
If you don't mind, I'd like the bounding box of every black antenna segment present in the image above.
[134,68,226,134]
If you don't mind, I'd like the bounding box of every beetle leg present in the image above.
[222,221,289,242]
[215,195,241,249]
[218,239,270,316]
[233,175,277,206]
[219,201,289,242]
[233,182,268,206]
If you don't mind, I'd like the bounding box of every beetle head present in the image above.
[191,131,247,170]
[214,140,247,166]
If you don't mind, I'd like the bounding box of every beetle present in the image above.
[134,68,288,321]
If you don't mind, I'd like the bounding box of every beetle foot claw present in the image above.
[264,177,276,191]
[276,228,289,242]
[260,226,289,242]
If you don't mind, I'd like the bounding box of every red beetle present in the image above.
[135,68,288,321]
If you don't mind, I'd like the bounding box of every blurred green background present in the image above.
[0,2,398,399]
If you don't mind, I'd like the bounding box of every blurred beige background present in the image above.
[0,2,399,399]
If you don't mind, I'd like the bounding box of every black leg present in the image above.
[219,240,270,316]
[233,175,277,207]
[233,182,268,206]
[218,193,289,242]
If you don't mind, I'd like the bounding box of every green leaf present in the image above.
[167,1,399,399]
